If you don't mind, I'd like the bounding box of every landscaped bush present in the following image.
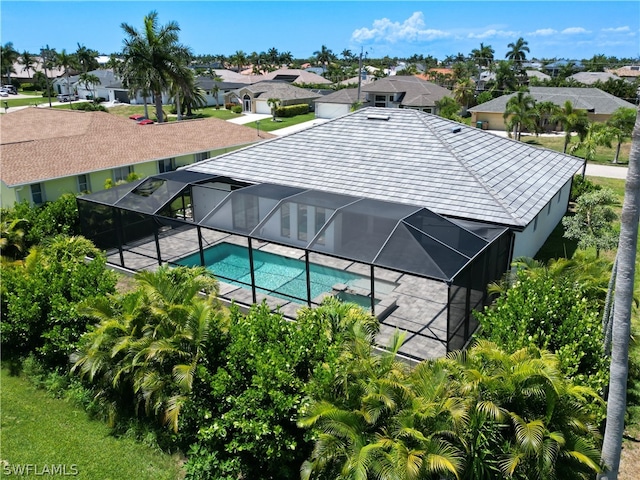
[231,105,242,114]
[1,235,117,369]
[570,174,601,202]
[224,103,235,110]
[275,103,309,118]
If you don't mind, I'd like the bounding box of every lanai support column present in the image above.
[370,265,375,315]
[305,251,312,307]
[197,226,205,266]
[248,237,257,304]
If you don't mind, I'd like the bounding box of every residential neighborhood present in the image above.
[1,4,639,480]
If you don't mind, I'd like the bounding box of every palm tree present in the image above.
[552,100,590,153]
[503,91,537,140]
[78,72,100,102]
[120,11,193,123]
[606,107,636,163]
[492,60,518,94]
[75,43,99,73]
[20,51,36,79]
[600,108,640,480]
[72,265,221,432]
[56,49,78,106]
[229,50,247,72]
[313,44,335,67]
[1,42,19,85]
[471,42,494,69]
[534,100,559,134]
[569,122,613,162]
[279,51,293,67]
[505,37,530,71]
[453,78,475,113]
[267,97,280,121]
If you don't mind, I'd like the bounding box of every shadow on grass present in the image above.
[535,215,579,262]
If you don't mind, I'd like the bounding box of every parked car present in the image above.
[57,93,78,102]
[0,91,8,97]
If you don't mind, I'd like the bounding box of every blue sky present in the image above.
[1,1,638,61]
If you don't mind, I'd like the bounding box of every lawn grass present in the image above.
[243,112,316,131]
[0,368,183,479]
[522,134,631,165]
[2,96,55,107]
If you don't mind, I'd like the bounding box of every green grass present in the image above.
[244,112,316,131]
[2,96,55,108]
[0,368,183,479]
[107,105,240,122]
[523,135,631,165]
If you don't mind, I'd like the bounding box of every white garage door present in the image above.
[316,103,350,119]
[255,101,271,114]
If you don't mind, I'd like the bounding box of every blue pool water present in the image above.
[176,242,378,303]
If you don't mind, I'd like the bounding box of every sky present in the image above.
[1,0,639,62]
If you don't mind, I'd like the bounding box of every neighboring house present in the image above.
[77,107,583,360]
[0,108,273,208]
[224,81,322,114]
[6,57,65,85]
[361,76,452,113]
[54,69,119,100]
[468,86,637,131]
[261,68,332,85]
[196,70,254,107]
[606,65,640,83]
[314,88,369,118]
[475,70,551,91]
[568,71,620,85]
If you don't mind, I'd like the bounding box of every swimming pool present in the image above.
[176,242,394,304]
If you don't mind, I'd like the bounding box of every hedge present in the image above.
[275,104,309,118]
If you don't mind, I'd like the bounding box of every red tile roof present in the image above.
[1,108,272,186]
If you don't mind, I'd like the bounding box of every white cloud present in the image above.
[467,28,518,39]
[602,26,631,33]
[561,27,591,35]
[351,12,450,44]
[528,28,557,37]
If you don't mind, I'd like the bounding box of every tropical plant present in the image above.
[552,100,590,153]
[0,217,27,262]
[228,50,247,72]
[453,78,475,113]
[562,188,619,258]
[71,265,221,431]
[505,37,530,72]
[533,100,559,134]
[504,91,537,140]
[600,107,639,480]
[75,43,99,73]
[1,235,116,369]
[471,42,495,69]
[78,72,100,102]
[313,45,335,67]
[120,11,193,123]
[1,42,19,83]
[606,107,636,163]
[19,50,37,79]
[56,49,78,103]
[569,122,614,161]
[436,96,463,121]
[492,60,518,94]
[267,97,281,121]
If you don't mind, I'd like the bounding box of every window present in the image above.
[281,203,290,238]
[158,158,175,173]
[31,183,44,205]
[315,207,326,245]
[423,108,432,113]
[194,152,210,162]
[374,94,387,107]
[77,174,90,193]
[113,166,133,182]
[297,204,308,241]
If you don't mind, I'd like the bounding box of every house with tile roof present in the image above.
[314,88,369,118]
[468,86,636,131]
[224,81,322,114]
[186,107,583,260]
[361,76,452,114]
[76,107,584,360]
[0,108,272,208]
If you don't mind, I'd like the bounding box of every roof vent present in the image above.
[366,114,390,121]
[451,127,462,133]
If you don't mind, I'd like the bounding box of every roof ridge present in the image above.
[417,112,521,224]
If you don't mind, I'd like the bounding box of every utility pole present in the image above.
[356,47,364,104]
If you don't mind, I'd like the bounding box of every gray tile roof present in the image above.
[469,87,636,114]
[187,107,583,227]
[362,76,452,107]
[315,88,369,105]
[234,81,322,101]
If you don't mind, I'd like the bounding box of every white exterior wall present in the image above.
[316,103,350,119]
[511,178,573,259]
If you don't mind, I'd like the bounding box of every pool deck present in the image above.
[106,225,448,361]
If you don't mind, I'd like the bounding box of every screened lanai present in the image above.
[78,171,512,360]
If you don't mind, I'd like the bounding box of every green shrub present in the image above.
[231,105,242,114]
[570,174,601,202]
[73,102,107,112]
[275,103,309,117]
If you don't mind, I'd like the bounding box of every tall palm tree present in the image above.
[606,107,636,163]
[503,91,537,140]
[1,42,19,85]
[120,11,192,123]
[56,49,78,105]
[552,100,590,153]
[267,97,280,121]
[313,44,335,67]
[600,108,640,480]
[229,50,247,72]
[569,122,613,162]
[534,100,559,134]
[75,43,99,73]
[78,72,100,102]
[505,37,530,68]
[453,78,475,113]
[492,60,518,94]
[471,42,494,69]
[20,51,36,79]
